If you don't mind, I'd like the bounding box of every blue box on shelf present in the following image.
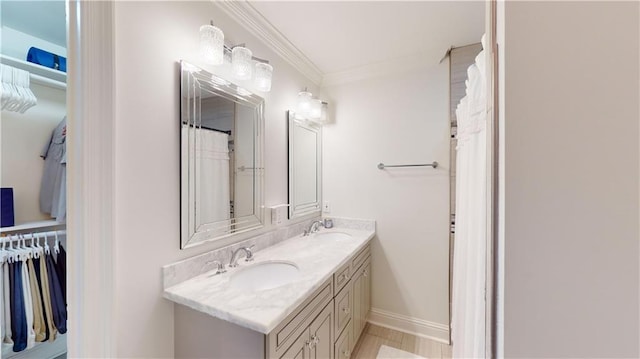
[1,188,15,228]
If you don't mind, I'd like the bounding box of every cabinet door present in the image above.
[363,261,371,322]
[351,268,364,343]
[309,303,334,359]
[280,328,310,359]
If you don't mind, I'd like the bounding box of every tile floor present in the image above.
[351,323,452,359]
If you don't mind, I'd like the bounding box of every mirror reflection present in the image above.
[288,111,322,219]
[181,61,264,248]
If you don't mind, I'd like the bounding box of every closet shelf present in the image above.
[0,220,65,234]
[1,54,67,90]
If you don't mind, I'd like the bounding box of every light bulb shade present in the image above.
[319,102,329,124]
[232,47,253,80]
[254,62,273,92]
[309,99,322,120]
[296,91,313,119]
[200,25,224,65]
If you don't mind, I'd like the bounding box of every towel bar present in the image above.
[377,161,438,170]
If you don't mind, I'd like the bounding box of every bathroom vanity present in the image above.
[164,227,373,358]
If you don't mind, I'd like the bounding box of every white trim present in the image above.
[67,1,116,357]
[211,0,323,86]
[321,52,439,87]
[368,308,450,344]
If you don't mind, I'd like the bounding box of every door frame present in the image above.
[66,1,117,356]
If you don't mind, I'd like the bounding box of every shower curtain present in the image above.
[451,36,487,359]
[194,128,231,225]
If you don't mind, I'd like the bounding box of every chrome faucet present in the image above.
[205,260,226,275]
[229,245,255,267]
[303,220,324,236]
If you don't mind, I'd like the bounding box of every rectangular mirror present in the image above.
[287,111,322,219]
[181,61,264,248]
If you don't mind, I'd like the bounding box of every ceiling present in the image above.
[249,1,485,76]
[1,0,66,47]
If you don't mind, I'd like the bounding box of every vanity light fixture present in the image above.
[295,89,328,124]
[296,90,313,119]
[255,62,274,92]
[232,46,253,80]
[199,22,224,65]
[198,21,274,92]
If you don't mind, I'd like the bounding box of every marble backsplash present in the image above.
[162,216,375,289]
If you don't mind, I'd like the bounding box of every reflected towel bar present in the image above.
[377,161,438,170]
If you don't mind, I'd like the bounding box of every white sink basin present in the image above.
[230,261,300,291]
[312,232,352,241]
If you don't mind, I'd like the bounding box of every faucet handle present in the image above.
[205,260,226,274]
[245,245,255,262]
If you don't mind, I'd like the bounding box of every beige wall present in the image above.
[500,1,639,357]
[113,2,317,357]
[322,62,451,339]
[1,83,66,224]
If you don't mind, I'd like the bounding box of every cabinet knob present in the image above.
[340,273,350,281]
[306,340,315,349]
[342,307,350,314]
[343,350,351,358]
[363,269,369,277]
[313,335,320,344]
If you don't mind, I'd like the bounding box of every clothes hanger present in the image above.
[30,232,40,259]
[54,231,60,254]
[43,232,51,255]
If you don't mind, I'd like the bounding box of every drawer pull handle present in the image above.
[343,349,351,358]
[363,270,369,277]
[340,273,350,281]
[342,307,350,314]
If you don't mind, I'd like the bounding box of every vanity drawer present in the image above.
[334,261,352,293]
[270,279,333,354]
[351,244,371,272]
[335,319,353,359]
[334,282,352,338]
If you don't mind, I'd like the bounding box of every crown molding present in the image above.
[212,0,323,86]
[321,51,444,87]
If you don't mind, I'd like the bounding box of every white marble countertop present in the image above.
[163,228,375,334]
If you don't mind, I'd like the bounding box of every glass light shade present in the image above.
[319,102,329,124]
[199,25,224,65]
[296,91,313,119]
[309,99,322,120]
[254,63,273,92]
[232,47,253,80]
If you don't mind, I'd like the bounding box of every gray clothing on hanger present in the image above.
[39,117,66,222]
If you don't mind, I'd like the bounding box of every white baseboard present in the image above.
[368,308,450,344]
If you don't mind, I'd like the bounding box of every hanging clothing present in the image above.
[45,253,66,334]
[34,255,56,342]
[21,258,36,349]
[27,259,46,342]
[54,245,66,306]
[2,260,12,346]
[11,261,27,352]
[39,117,67,222]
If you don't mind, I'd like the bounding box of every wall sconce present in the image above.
[199,21,274,92]
[295,89,328,124]
[232,46,253,80]
[199,22,224,65]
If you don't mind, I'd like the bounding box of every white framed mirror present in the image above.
[287,111,322,219]
[180,61,265,249]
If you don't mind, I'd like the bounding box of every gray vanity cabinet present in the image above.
[280,302,333,359]
[351,257,371,346]
[173,243,371,359]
